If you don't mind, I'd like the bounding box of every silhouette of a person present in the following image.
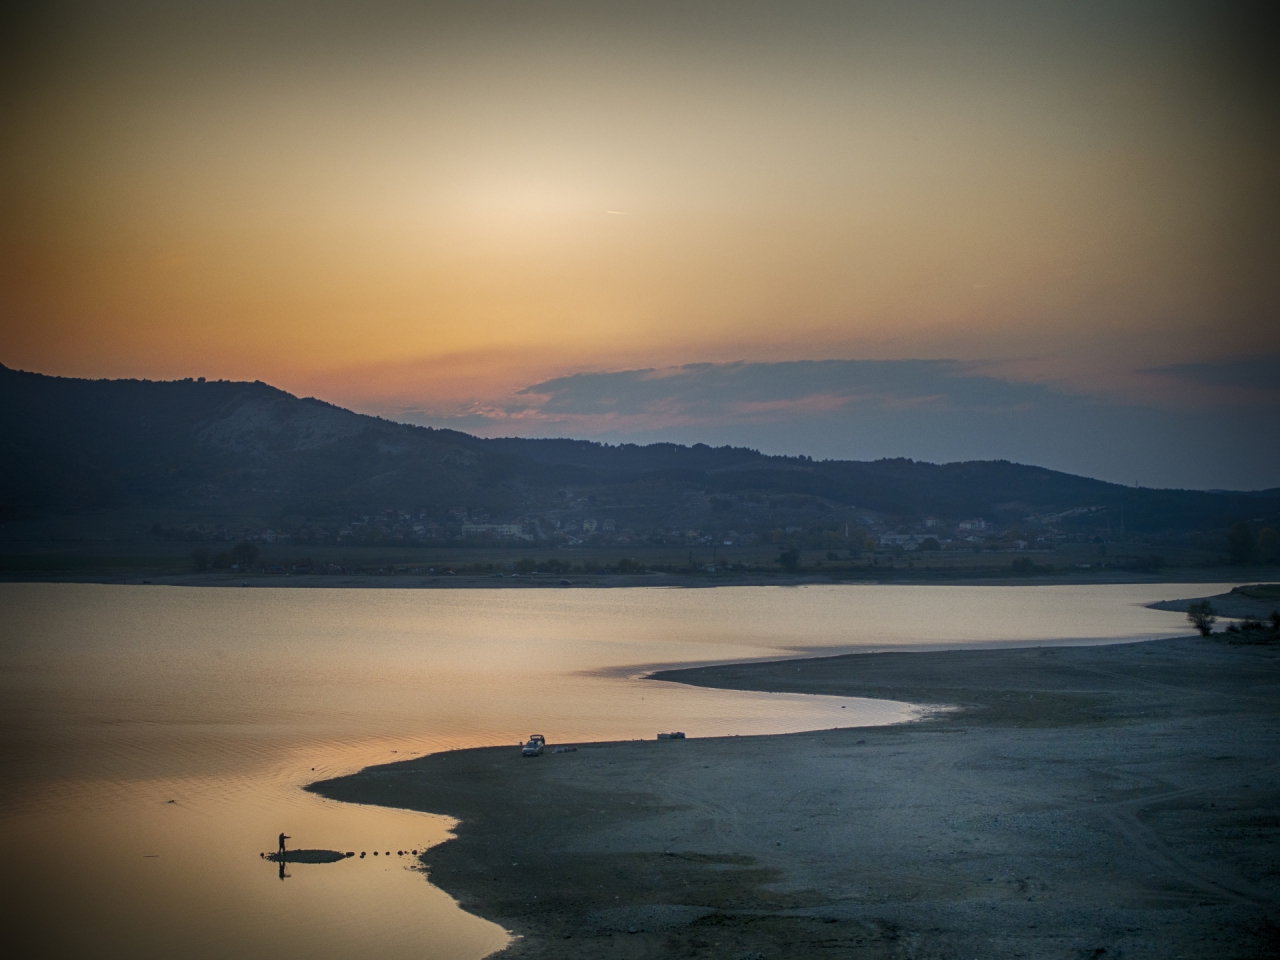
[278,833,290,856]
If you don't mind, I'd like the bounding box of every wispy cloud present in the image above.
[507,360,1063,422]
[1141,355,1280,405]
[388,358,1279,490]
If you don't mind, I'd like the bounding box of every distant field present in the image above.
[1237,583,1280,600]
[0,536,1264,583]
[0,553,189,575]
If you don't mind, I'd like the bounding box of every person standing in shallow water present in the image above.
[278,833,290,856]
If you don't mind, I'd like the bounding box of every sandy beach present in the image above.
[311,633,1280,959]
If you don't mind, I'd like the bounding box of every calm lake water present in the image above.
[0,582,1218,959]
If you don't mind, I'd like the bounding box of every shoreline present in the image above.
[1150,586,1280,620]
[311,633,1280,959]
[0,570,1267,590]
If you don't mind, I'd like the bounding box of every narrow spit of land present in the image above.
[311,636,1280,960]
[1151,583,1280,620]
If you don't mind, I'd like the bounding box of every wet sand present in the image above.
[310,635,1280,959]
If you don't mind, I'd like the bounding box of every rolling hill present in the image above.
[2,362,1277,540]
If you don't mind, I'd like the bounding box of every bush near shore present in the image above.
[1189,599,1280,643]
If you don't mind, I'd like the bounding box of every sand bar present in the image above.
[1150,584,1280,620]
[311,633,1280,959]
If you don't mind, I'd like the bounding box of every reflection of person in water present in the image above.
[278,859,287,881]
[278,833,290,855]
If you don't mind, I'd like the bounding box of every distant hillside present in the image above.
[2,363,1277,538]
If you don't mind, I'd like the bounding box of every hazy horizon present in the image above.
[5,357,1277,493]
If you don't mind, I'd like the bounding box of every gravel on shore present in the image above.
[310,634,1280,959]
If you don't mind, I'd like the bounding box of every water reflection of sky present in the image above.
[0,582,1211,960]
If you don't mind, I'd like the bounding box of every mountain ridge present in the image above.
[2,362,1276,539]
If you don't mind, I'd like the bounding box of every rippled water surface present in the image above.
[0,582,1217,959]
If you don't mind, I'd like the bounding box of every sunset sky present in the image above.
[3,1,1277,488]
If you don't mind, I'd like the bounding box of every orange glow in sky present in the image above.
[2,1,1276,419]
